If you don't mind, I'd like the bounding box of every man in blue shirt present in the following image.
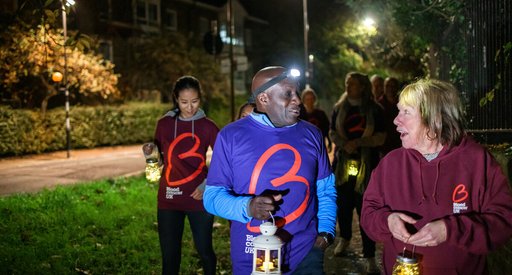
[204,66,337,274]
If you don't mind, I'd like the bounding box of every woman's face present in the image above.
[394,102,429,151]
[177,88,200,119]
[302,93,316,110]
[346,76,363,100]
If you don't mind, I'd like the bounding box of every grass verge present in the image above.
[0,175,232,274]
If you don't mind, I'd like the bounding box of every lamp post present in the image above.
[303,0,310,89]
[227,0,235,121]
[60,0,74,158]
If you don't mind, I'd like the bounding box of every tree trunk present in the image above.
[40,76,58,118]
[439,19,457,81]
[427,43,440,78]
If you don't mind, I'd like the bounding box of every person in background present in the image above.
[237,102,256,120]
[153,76,219,275]
[300,88,332,151]
[378,77,402,156]
[204,66,337,274]
[361,79,512,274]
[329,72,385,274]
[370,74,384,102]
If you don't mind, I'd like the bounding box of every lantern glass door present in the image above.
[255,248,279,273]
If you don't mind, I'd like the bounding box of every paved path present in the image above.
[0,145,145,196]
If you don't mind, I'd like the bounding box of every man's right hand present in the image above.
[249,194,282,220]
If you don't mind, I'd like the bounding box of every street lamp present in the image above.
[60,0,75,158]
[362,16,377,35]
[308,54,314,81]
[303,0,310,89]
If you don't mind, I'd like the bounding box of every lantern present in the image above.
[347,159,359,176]
[145,158,161,184]
[252,215,282,274]
[142,142,161,184]
[392,246,421,275]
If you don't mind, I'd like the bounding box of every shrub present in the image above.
[0,102,168,156]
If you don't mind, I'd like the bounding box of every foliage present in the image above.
[0,102,168,156]
[0,176,232,274]
[343,0,467,84]
[122,33,229,110]
[308,5,366,103]
[0,21,120,114]
[480,42,512,107]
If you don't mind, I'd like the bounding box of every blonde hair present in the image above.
[399,79,466,146]
[301,88,317,101]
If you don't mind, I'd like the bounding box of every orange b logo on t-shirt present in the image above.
[246,144,310,233]
[165,133,205,187]
[452,184,468,203]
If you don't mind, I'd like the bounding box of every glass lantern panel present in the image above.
[255,249,279,272]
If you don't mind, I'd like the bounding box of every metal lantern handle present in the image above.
[402,241,416,258]
[269,211,275,226]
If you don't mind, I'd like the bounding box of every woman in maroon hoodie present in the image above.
[154,76,219,275]
[361,79,512,274]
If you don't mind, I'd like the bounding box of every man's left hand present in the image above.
[314,233,333,251]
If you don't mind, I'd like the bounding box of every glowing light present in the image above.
[347,159,359,176]
[145,159,161,184]
[363,17,375,28]
[65,0,75,7]
[52,72,63,83]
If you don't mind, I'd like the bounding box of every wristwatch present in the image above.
[318,232,334,246]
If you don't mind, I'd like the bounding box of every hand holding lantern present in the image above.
[142,142,162,184]
[252,212,283,274]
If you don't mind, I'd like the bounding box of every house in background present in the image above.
[72,0,268,96]
[1,0,268,97]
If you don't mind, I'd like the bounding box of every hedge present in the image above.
[0,102,169,156]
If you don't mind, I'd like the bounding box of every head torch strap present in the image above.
[251,72,288,99]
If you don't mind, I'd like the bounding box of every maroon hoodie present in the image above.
[362,136,512,274]
[154,109,219,211]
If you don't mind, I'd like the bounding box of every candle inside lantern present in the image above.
[145,158,161,184]
[262,261,274,270]
[392,254,420,275]
[347,159,359,176]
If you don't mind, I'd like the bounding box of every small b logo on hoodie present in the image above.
[452,183,469,213]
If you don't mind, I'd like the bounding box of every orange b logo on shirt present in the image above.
[247,144,310,233]
[452,183,468,203]
[165,133,205,187]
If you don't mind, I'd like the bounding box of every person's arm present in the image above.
[203,185,253,223]
[329,108,348,149]
[203,129,254,223]
[357,106,386,147]
[357,131,386,147]
[316,173,337,236]
[361,168,394,242]
[204,185,282,222]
